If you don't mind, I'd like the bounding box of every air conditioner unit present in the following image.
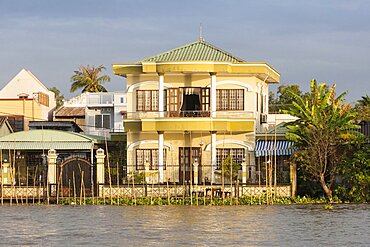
[260,114,268,123]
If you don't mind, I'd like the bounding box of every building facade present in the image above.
[0,69,56,130]
[55,92,127,137]
[113,39,280,184]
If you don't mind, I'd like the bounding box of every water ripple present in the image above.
[0,204,368,246]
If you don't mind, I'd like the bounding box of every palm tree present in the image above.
[70,65,110,93]
[355,95,370,121]
[283,80,360,202]
[357,95,370,107]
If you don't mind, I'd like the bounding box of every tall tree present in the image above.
[70,65,110,93]
[269,84,304,113]
[283,80,360,202]
[354,95,370,120]
[357,95,370,107]
[49,86,64,109]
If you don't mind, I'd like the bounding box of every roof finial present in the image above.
[199,23,204,42]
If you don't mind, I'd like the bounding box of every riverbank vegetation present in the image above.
[55,194,332,206]
[270,81,370,203]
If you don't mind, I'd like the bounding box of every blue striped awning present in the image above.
[254,140,296,157]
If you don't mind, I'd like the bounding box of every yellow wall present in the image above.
[126,131,255,182]
[0,100,45,126]
[126,73,269,115]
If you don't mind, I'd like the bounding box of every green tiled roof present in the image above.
[0,130,97,150]
[141,39,245,63]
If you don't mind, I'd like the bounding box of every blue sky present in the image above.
[0,0,369,102]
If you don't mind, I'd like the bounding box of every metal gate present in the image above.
[58,157,92,197]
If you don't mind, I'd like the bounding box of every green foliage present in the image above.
[57,194,334,206]
[128,171,145,184]
[294,151,324,198]
[70,65,110,93]
[49,86,64,109]
[222,156,240,181]
[283,79,361,202]
[336,146,370,202]
[269,84,306,113]
[354,95,370,121]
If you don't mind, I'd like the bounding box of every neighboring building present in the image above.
[358,120,370,144]
[113,39,281,184]
[54,106,86,131]
[29,121,83,132]
[0,69,56,130]
[0,129,105,196]
[0,117,14,137]
[54,92,127,137]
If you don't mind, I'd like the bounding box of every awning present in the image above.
[254,140,296,157]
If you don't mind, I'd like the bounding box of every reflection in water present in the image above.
[0,204,368,246]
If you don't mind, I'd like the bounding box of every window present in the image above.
[7,116,24,132]
[137,90,158,111]
[37,92,49,107]
[95,114,110,129]
[216,89,244,110]
[216,148,245,170]
[136,149,167,170]
[136,90,167,112]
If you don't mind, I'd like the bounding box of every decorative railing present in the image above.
[124,111,255,119]
[101,184,291,198]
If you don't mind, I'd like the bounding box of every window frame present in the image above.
[135,149,167,170]
[136,90,167,112]
[216,148,245,170]
[94,114,111,129]
[216,89,244,111]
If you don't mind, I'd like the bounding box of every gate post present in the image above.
[241,158,247,184]
[47,149,58,197]
[96,148,106,197]
[193,158,199,185]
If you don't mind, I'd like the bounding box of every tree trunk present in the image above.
[319,173,333,202]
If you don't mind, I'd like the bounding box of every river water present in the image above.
[0,204,368,246]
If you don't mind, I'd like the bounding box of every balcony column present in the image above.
[210,72,217,117]
[158,131,164,183]
[211,131,217,183]
[158,73,164,117]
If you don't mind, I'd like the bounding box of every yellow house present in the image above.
[0,69,56,131]
[113,39,279,184]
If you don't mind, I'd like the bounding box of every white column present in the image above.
[95,148,106,197]
[193,159,199,185]
[47,149,57,185]
[158,131,164,183]
[158,73,164,117]
[210,73,217,117]
[241,159,247,184]
[211,131,217,183]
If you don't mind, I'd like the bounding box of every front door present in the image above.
[179,147,201,184]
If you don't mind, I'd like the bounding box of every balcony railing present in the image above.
[86,94,114,105]
[124,111,255,119]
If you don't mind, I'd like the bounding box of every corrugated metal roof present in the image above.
[0,130,95,150]
[254,140,296,157]
[55,107,85,117]
[0,142,93,150]
[141,39,245,63]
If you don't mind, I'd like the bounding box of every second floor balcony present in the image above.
[123,110,255,133]
[124,110,255,119]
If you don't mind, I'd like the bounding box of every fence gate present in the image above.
[59,157,92,197]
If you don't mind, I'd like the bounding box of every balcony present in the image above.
[123,111,255,132]
[86,94,114,106]
[124,110,255,119]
